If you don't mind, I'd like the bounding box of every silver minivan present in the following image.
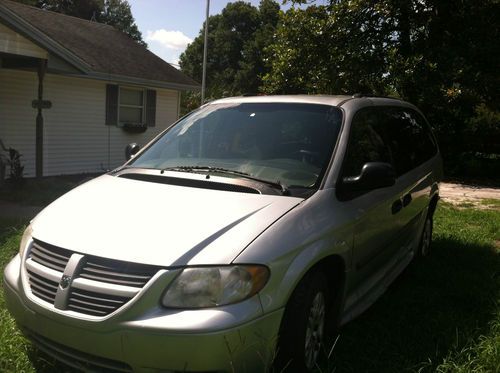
[4,95,442,372]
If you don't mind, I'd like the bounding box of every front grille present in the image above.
[80,256,158,288]
[25,239,161,317]
[67,288,131,317]
[30,241,71,272]
[27,269,58,304]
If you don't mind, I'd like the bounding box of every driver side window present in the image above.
[342,108,393,178]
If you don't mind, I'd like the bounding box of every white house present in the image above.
[0,0,198,178]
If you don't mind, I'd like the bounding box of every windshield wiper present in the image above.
[160,166,290,195]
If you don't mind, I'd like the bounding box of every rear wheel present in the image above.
[275,271,329,372]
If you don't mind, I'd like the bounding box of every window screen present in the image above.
[119,88,144,124]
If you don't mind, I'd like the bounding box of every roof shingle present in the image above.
[0,0,198,88]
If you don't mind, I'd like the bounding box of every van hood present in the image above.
[31,174,303,266]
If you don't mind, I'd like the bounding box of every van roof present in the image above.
[207,94,405,107]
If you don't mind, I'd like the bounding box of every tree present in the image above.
[265,0,500,177]
[12,0,145,45]
[262,3,392,95]
[179,0,280,105]
[100,0,145,46]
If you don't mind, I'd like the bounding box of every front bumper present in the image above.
[3,255,283,372]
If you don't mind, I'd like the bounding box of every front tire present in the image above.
[274,271,329,372]
[418,215,433,257]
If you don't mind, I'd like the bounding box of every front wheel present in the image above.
[418,215,433,257]
[274,271,329,372]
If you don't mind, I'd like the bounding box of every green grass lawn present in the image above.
[0,203,499,372]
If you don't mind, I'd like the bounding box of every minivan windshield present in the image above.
[129,102,343,191]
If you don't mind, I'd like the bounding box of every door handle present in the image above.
[392,199,403,214]
[402,193,412,207]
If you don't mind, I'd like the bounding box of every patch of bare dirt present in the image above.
[440,182,500,209]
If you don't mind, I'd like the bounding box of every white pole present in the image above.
[201,0,210,105]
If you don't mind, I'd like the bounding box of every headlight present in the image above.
[161,265,269,308]
[19,224,33,258]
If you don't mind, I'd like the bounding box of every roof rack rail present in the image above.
[352,93,374,98]
[351,93,402,100]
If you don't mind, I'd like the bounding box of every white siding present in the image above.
[0,68,38,177]
[0,23,48,59]
[0,68,180,177]
[43,74,108,175]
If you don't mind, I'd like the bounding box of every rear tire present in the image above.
[274,271,329,372]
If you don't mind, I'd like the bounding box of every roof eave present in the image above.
[80,71,200,91]
[0,2,91,73]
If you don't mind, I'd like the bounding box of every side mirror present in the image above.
[125,143,141,160]
[341,162,396,191]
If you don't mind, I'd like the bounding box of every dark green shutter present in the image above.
[145,89,156,127]
[105,84,118,125]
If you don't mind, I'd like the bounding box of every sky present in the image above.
[127,0,313,67]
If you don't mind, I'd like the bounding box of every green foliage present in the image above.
[12,0,145,45]
[265,1,499,177]
[35,0,101,19]
[0,141,24,185]
[179,0,280,101]
[100,0,145,46]
[263,2,392,94]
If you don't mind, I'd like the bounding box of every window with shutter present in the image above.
[105,85,157,127]
[119,87,144,124]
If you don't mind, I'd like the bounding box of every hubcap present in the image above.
[304,292,326,370]
[421,219,432,256]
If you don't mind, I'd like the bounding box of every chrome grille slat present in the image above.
[68,288,131,315]
[68,297,117,310]
[30,284,55,298]
[30,241,71,273]
[27,269,58,303]
[29,276,58,294]
[70,290,127,305]
[67,304,109,316]
[29,253,67,272]
[79,273,147,287]
[31,242,71,261]
[30,288,55,303]
[25,240,159,317]
[31,248,69,267]
[27,269,59,288]
[83,265,151,280]
[80,259,158,288]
